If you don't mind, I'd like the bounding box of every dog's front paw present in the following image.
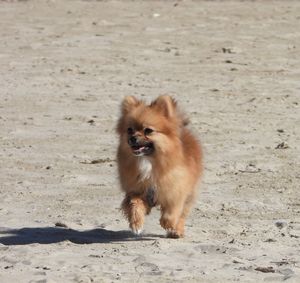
[160,215,177,231]
[131,226,143,236]
[167,229,183,239]
[160,216,184,238]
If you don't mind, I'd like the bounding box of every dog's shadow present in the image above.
[0,226,159,246]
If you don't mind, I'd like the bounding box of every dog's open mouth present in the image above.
[131,142,154,156]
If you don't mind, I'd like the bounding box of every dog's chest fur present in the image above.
[137,158,152,181]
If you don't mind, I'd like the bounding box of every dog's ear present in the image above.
[117,96,141,134]
[151,95,177,118]
[121,96,140,115]
[151,95,190,127]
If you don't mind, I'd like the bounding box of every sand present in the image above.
[0,0,299,282]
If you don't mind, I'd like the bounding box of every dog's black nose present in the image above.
[129,136,138,145]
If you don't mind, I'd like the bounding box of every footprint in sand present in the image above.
[135,262,162,276]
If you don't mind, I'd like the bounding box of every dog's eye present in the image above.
[127,127,134,134]
[144,128,154,135]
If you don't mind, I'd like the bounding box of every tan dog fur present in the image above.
[117,95,203,238]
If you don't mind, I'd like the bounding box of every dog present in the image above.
[116,95,203,238]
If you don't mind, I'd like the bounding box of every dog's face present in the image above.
[117,95,186,157]
[126,124,155,156]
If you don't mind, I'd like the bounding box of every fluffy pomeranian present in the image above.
[116,95,203,238]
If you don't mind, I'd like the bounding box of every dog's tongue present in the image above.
[134,146,145,153]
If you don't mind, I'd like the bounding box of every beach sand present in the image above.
[0,0,299,282]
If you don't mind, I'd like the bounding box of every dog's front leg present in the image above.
[121,194,150,235]
[160,201,185,238]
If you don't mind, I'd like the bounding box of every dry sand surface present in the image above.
[0,0,300,282]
